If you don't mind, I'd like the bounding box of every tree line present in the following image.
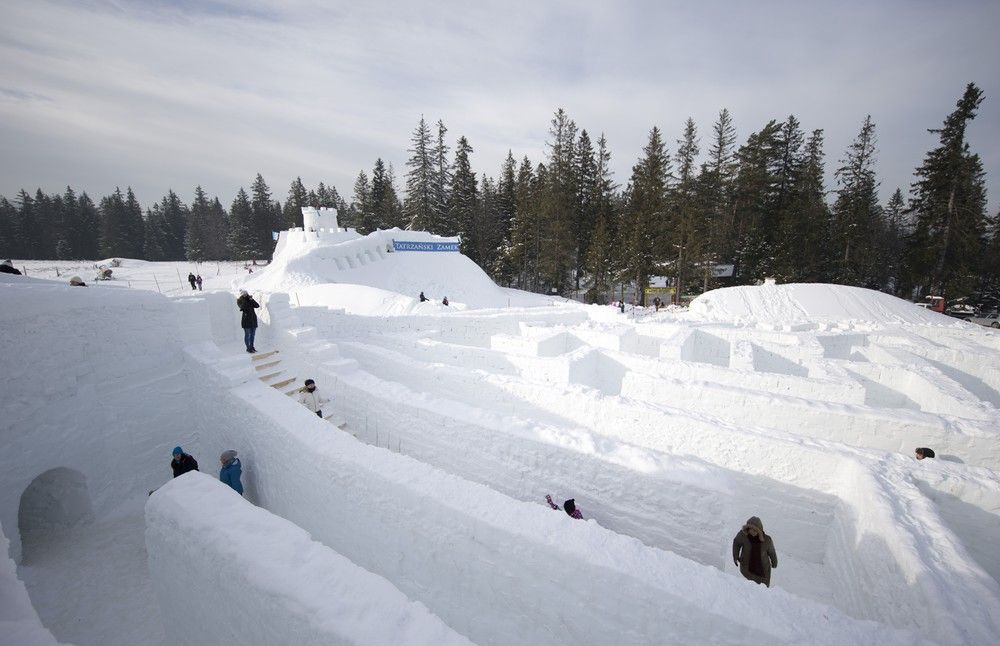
[1,82,997,305]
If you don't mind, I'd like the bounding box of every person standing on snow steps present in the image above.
[237,290,259,353]
[298,379,330,418]
[188,272,197,290]
[219,450,243,495]
[732,516,777,587]
[171,446,199,478]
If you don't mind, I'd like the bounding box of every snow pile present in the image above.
[146,473,473,646]
[689,283,965,327]
[237,227,550,311]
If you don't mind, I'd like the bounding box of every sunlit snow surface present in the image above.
[2,240,1000,645]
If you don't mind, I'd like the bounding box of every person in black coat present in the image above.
[187,272,196,290]
[0,259,21,275]
[237,290,260,353]
[170,446,199,477]
[419,291,427,302]
[915,447,936,460]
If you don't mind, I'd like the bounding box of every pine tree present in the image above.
[493,152,519,285]
[585,212,613,303]
[76,192,100,259]
[730,121,782,281]
[249,174,275,258]
[228,187,255,260]
[449,136,478,256]
[56,187,78,259]
[574,129,598,289]
[475,174,501,273]
[431,119,452,234]
[379,163,404,229]
[832,115,883,287]
[540,108,578,294]
[780,129,833,282]
[123,188,145,258]
[0,196,19,259]
[16,190,39,259]
[907,82,989,298]
[624,126,670,303]
[882,188,907,293]
[672,118,700,298]
[283,178,309,229]
[506,157,539,290]
[99,188,127,258]
[207,197,230,259]
[405,116,435,230]
[350,171,372,232]
[144,204,170,261]
[186,186,211,261]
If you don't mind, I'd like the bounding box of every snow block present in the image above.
[146,473,473,646]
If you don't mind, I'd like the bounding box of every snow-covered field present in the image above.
[2,224,1000,645]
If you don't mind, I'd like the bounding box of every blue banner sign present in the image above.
[393,240,460,252]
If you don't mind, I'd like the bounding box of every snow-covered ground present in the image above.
[2,225,1000,645]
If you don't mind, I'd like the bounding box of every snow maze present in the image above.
[3,273,1000,645]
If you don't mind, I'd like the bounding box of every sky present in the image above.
[1,0,998,214]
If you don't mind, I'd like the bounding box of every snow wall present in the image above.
[0,280,211,564]
[181,342,924,646]
[145,473,473,646]
[0,527,64,645]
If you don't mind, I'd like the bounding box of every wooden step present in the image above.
[254,360,281,371]
[270,377,296,390]
[251,350,280,362]
[258,370,284,381]
[285,388,301,396]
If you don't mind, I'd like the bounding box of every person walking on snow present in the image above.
[219,450,243,495]
[171,446,199,478]
[732,516,777,587]
[0,259,21,275]
[298,378,330,418]
[188,272,197,290]
[419,291,427,302]
[195,274,203,291]
[546,494,583,519]
[237,290,259,353]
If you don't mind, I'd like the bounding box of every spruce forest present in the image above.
[2,83,997,307]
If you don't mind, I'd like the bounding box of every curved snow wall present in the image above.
[145,473,472,646]
[0,282,208,564]
[0,526,63,645]
[181,344,920,646]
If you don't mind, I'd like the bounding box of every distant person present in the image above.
[915,447,936,460]
[442,296,449,306]
[170,446,199,478]
[188,272,197,290]
[619,300,625,313]
[732,516,777,587]
[237,290,259,353]
[298,378,330,418]
[546,494,583,519]
[419,291,427,302]
[653,296,662,312]
[0,259,21,275]
[195,274,203,291]
[219,450,243,495]
[69,276,87,287]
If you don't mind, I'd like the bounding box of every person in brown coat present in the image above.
[732,516,777,587]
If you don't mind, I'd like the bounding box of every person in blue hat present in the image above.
[170,446,199,478]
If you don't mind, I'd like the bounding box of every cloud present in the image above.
[0,0,997,214]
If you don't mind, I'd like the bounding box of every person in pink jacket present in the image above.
[546,494,583,519]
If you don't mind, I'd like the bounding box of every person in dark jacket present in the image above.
[237,290,259,353]
[195,275,203,291]
[188,272,196,290]
[0,259,21,275]
[219,450,244,495]
[442,296,449,306]
[545,494,583,519]
[732,516,778,587]
[915,447,936,460]
[419,291,427,302]
[170,446,199,478]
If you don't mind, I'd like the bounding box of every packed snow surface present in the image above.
[3,246,1000,645]
[690,282,968,327]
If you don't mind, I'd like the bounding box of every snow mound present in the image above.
[689,283,966,327]
[237,227,550,311]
